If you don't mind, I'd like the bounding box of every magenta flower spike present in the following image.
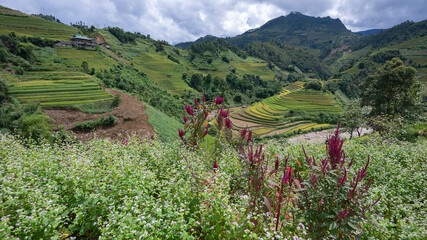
[185,104,194,116]
[178,128,185,142]
[194,96,199,109]
[338,207,349,220]
[214,96,224,105]
[213,159,218,172]
[275,157,280,171]
[225,118,232,129]
[183,114,188,123]
[240,128,247,139]
[247,131,252,144]
[202,94,206,103]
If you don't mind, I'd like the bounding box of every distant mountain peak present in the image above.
[177,12,353,49]
[229,13,351,48]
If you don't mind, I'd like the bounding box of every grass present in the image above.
[56,48,117,71]
[145,103,183,142]
[231,60,276,80]
[0,8,78,40]
[131,52,193,94]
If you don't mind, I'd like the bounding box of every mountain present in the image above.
[229,12,354,49]
[354,29,384,35]
[176,12,355,50]
[352,20,427,50]
[175,35,219,49]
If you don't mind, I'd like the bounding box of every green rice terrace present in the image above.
[231,81,341,137]
[0,6,78,40]
[6,68,112,106]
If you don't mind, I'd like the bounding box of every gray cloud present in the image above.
[2,0,426,43]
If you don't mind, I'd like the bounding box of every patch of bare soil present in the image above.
[286,128,373,144]
[94,34,105,44]
[43,89,156,142]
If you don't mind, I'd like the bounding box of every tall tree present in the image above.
[360,58,421,119]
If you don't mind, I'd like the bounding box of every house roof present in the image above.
[70,35,93,41]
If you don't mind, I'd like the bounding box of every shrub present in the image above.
[73,114,117,131]
[111,94,121,108]
[178,95,252,150]
[17,113,53,142]
[297,122,381,239]
[303,80,322,90]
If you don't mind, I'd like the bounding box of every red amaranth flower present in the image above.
[178,128,185,142]
[247,131,252,144]
[275,157,280,171]
[337,207,349,220]
[203,128,208,138]
[282,167,293,184]
[185,104,194,116]
[194,96,199,109]
[338,168,347,188]
[213,159,218,172]
[183,114,188,123]
[327,120,345,170]
[202,94,206,103]
[214,96,224,105]
[240,128,247,139]
[225,118,232,129]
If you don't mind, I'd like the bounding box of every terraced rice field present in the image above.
[230,81,341,138]
[131,52,193,94]
[7,68,112,106]
[230,61,276,80]
[0,7,78,40]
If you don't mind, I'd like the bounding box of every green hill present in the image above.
[228,12,354,49]
[1,4,425,140]
[0,6,78,40]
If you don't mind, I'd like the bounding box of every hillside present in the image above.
[1,5,426,142]
[0,6,78,40]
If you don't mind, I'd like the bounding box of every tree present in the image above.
[360,58,421,119]
[341,99,371,138]
[81,61,89,73]
[0,79,8,102]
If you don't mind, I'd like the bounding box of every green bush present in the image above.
[73,114,117,131]
[17,113,52,141]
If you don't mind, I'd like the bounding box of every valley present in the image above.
[0,3,426,239]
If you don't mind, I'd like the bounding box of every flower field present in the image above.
[231,81,341,138]
[1,133,425,239]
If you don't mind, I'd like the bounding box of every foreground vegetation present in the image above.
[0,132,425,239]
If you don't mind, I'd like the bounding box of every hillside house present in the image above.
[70,35,96,49]
[54,40,72,47]
[54,35,111,50]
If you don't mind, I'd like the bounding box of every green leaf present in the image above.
[329,222,338,230]
[347,222,358,230]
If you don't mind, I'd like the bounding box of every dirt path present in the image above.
[286,128,373,144]
[44,89,156,142]
[100,46,130,65]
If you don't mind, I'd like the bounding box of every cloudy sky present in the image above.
[2,0,426,44]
